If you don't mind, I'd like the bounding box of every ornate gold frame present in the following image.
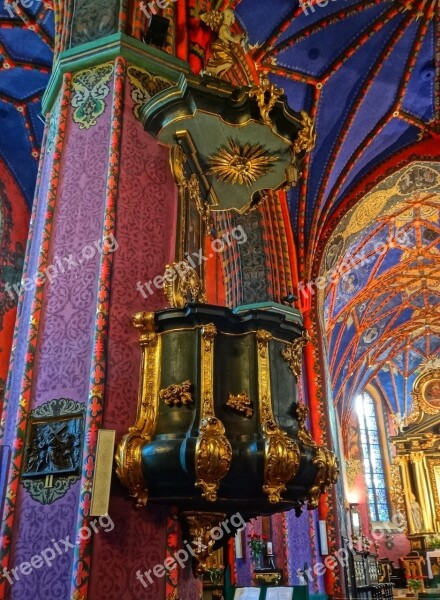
[427,458,440,528]
[410,368,440,418]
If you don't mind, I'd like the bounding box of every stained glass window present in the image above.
[355,391,390,522]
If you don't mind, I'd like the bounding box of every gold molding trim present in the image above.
[281,330,310,380]
[226,392,253,418]
[195,324,232,501]
[115,312,161,507]
[390,461,407,525]
[159,380,194,407]
[256,329,300,503]
[427,457,440,527]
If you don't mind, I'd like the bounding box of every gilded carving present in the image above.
[296,403,316,448]
[293,111,317,154]
[257,329,273,357]
[226,393,253,418]
[307,446,339,509]
[163,261,207,308]
[208,140,278,187]
[281,330,310,380]
[71,64,114,130]
[248,74,284,125]
[182,512,226,575]
[159,381,194,407]
[195,324,232,501]
[201,9,244,78]
[188,173,210,228]
[345,458,361,490]
[254,572,282,586]
[115,312,161,507]
[257,329,300,503]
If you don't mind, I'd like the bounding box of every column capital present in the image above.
[43,33,189,114]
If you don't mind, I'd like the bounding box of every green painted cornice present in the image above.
[42,32,190,114]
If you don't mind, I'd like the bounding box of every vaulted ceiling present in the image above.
[235,0,439,416]
[0,0,53,207]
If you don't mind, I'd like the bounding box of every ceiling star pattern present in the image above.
[0,0,54,206]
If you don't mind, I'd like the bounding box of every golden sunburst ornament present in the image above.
[207,140,278,187]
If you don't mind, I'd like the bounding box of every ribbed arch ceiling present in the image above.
[322,162,440,423]
[235,0,439,422]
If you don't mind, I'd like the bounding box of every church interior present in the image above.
[0,0,439,599]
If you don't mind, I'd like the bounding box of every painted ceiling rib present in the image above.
[311,13,413,241]
[311,14,423,258]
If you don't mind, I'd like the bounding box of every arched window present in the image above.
[355,391,390,522]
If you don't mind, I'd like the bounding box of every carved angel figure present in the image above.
[201,9,245,78]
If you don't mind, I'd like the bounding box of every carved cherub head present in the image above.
[223,8,235,25]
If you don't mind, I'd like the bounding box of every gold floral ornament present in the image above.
[159,381,194,407]
[226,392,253,418]
[293,111,317,154]
[201,8,245,78]
[249,74,284,125]
[208,140,278,187]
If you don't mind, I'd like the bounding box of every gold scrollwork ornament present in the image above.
[248,73,284,125]
[281,330,310,380]
[115,312,161,508]
[296,403,316,447]
[257,329,300,503]
[195,415,233,501]
[307,446,339,509]
[163,261,207,308]
[182,511,226,576]
[293,111,317,154]
[262,413,301,503]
